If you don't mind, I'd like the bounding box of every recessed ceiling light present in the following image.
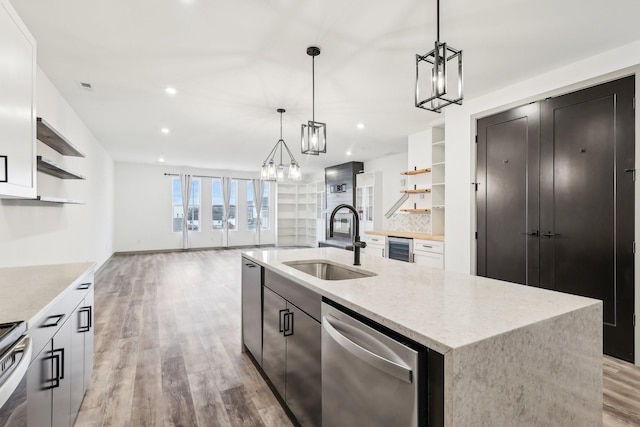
[161,127,170,134]
[346,150,352,156]
[157,155,165,163]
[165,87,177,95]
[356,123,365,129]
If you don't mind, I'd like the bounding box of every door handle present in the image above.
[283,312,294,337]
[540,231,560,238]
[519,231,539,237]
[278,309,289,333]
[78,306,92,332]
[41,314,65,328]
[322,316,413,384]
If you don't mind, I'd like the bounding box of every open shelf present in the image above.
[15,196,85,204]
[400,208,431,213]
[37,156,85,179]
[401,168,431,176]
[401,188,431,194]
[37,118,85,157]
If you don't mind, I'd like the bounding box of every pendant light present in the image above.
[301,46,326,155]
[261,109,302,181]
[415,0,463,113]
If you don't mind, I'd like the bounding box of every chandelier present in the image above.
[261,109,301,181]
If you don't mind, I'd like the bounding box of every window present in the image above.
[172,177,201,232]
[247,181,270,230]
[212,179,237,230]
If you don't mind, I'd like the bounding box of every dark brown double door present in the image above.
[476,76,635,362]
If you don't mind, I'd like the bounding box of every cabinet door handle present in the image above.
[45,348,64,389]
[284,312,294,337]
[421,244,433,248]
[278,309,289,333]
[41,314,65,328]
[78,306,92,332]
[519,231,539,237]
[244,263,257,268]
[540,231,560,238]
[77,282,92,290]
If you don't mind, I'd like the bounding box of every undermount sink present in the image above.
[283,260,377,281]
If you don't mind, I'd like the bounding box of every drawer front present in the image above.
[29,277,94,361]
[413,252,444,269]
[264,269,321,322]
[364,235,385,247]
[413,239,444,254]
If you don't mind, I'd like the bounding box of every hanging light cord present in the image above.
[311,55,315,123]
[436,0,440,42]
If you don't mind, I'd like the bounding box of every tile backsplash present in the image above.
[387,213,431,233]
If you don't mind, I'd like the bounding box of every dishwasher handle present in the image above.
[322,316,413,384]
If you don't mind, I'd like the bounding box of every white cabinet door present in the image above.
[0,0,36,198]
[413,252,444,269]
[364,235,385,258]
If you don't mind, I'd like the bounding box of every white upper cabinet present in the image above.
[0,0,36,198]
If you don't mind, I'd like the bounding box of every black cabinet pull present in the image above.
[540,231,560,238]
[244,263,257,268]
[78,306,92,332]
[44,348,64,389]
[278,309,289,333]
[77,282,92,290]
[284,312,294,337]
[520,231,539,237]
[41,314,65,328]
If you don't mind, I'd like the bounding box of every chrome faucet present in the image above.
[329,204,367,266]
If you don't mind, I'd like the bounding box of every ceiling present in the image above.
[11,0,640,178]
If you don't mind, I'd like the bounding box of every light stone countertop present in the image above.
[0,262,95,327]
[365,230,445,241]
[243,247,598,354]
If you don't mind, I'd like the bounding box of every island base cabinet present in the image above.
[285,304,321,427]
[261,286,321,427]
[262,287,287,397]
[241,258,263,365]
[27,314,73,427]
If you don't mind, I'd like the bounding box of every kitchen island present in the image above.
[242,247,602,426]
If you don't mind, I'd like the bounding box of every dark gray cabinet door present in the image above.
[27,342,53,427]
[285,304,321,427]
[51,316,72,427]
[241,259,262,365]
[262,287,286,397]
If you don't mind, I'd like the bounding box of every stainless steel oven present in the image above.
[0,322,31,427]
[386,236,413,262]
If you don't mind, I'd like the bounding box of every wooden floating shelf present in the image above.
[37,118,85,157]
[401,188,431,194]
[401,168,431,175]
[37,156,85,179]
[400,208,431,213]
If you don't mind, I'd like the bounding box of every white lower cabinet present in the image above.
[413,239,444,269]
[364,235,385,258]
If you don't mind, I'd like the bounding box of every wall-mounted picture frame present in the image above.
[0,156,7,183]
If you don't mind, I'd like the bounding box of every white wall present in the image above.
[0,68,114,268]
[114,162,276,252]
[444,40,640,365]
[364,152,408,229]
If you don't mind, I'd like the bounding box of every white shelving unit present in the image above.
[276,182,317,247]
[431,124,445,235]
[356,171,382,232]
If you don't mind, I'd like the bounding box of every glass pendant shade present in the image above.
[259,109,302,181]
[415,0,463,113]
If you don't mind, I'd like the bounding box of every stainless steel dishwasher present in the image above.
[322,301,430,426]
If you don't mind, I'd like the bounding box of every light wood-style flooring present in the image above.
[75,249,640,427]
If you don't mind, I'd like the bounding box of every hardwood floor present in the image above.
[75,249,640,427]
